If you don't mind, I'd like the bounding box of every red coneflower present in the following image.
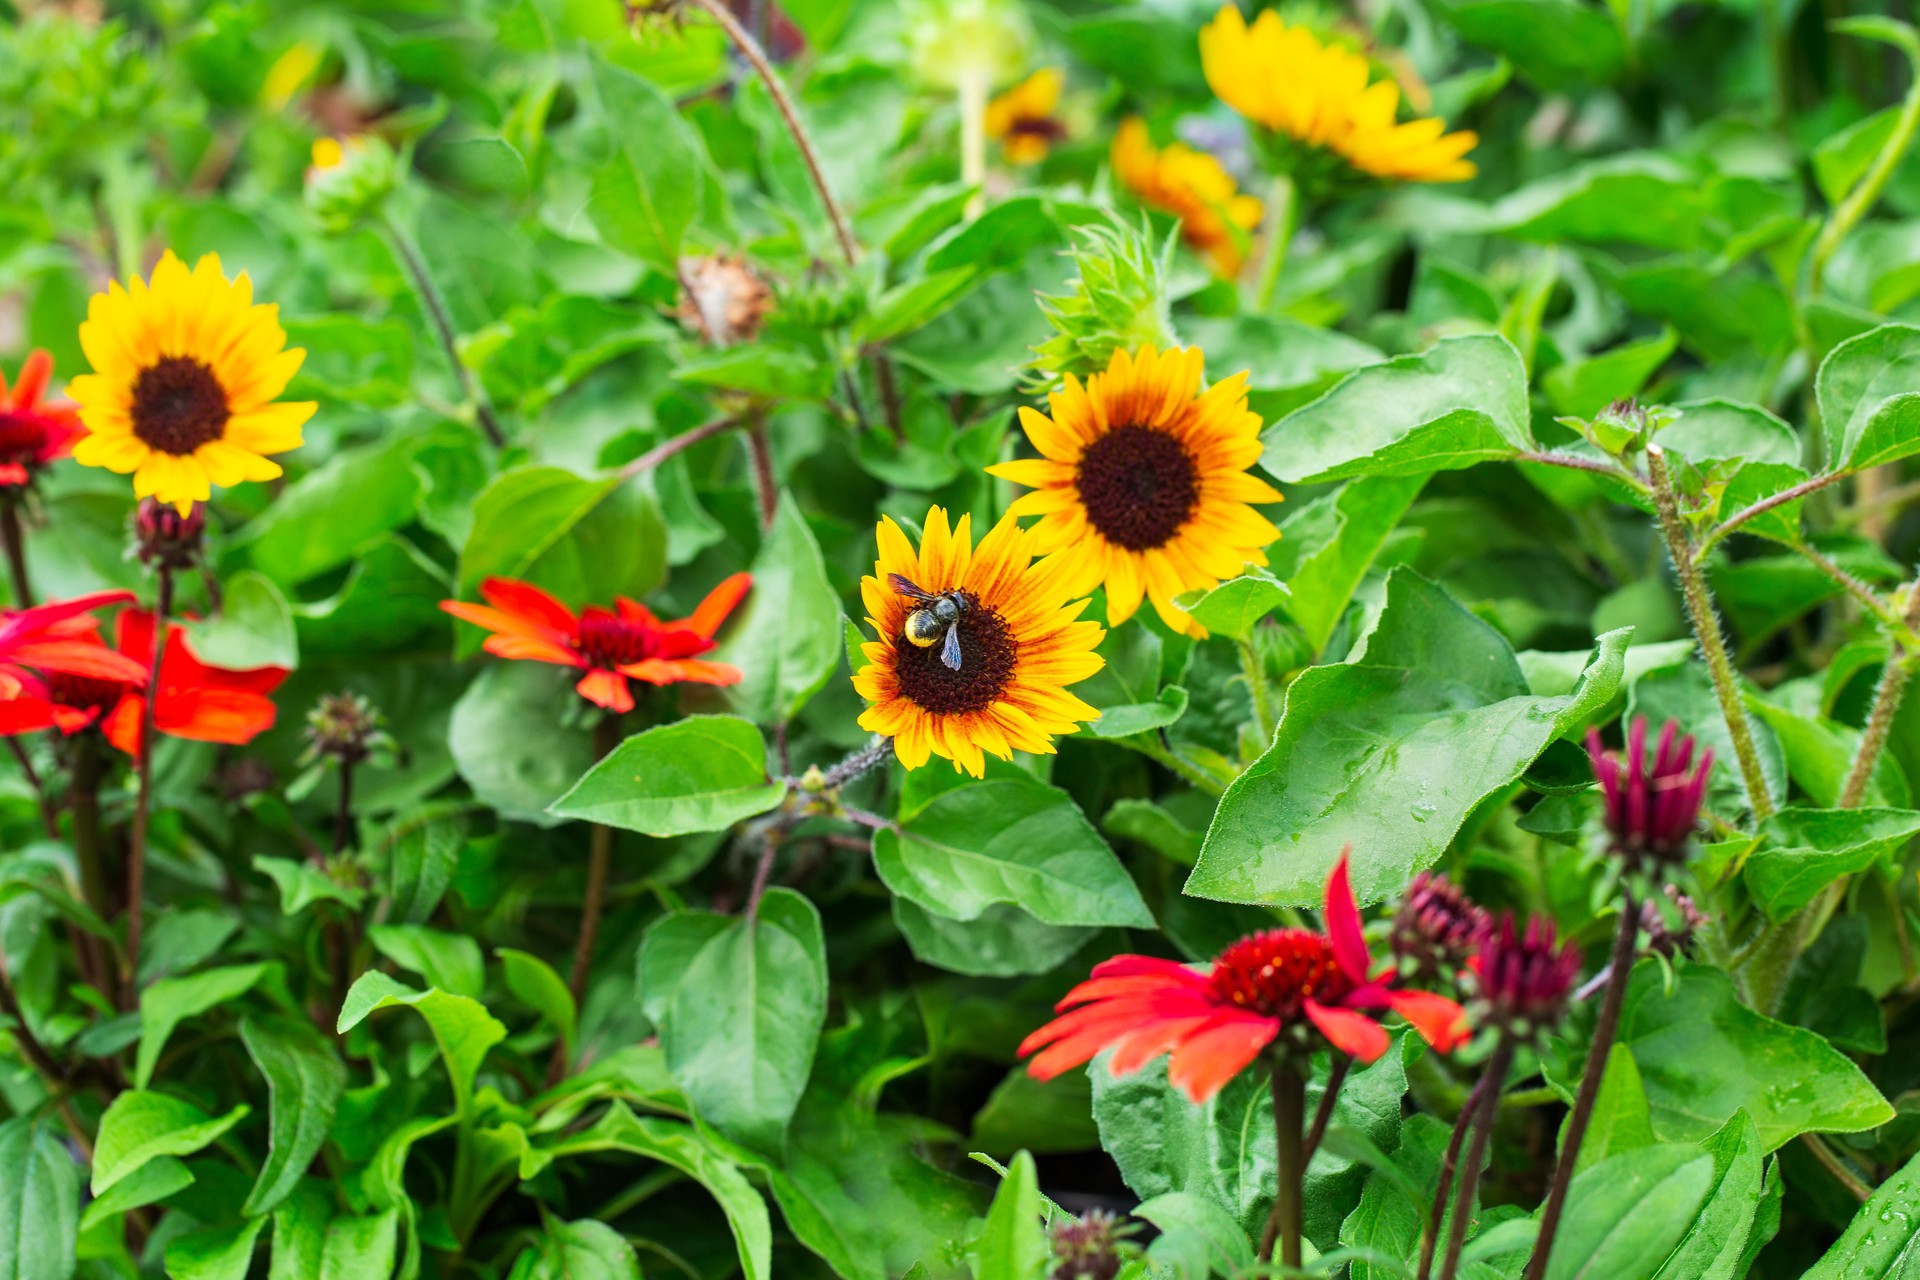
[0,350,84,488]
[1467,912,1583,1043]
[441,574,752,714]
[0,607,286,758]
[1585,716,1712,869]
[0,591,146,698]
[1389,871,1487,985]
[1020,854,1467,1103]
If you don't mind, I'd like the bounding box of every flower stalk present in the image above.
[1436,1039,1514,1280]
[1418,1070,1492,1280]
[1257,1062,1308,1268]
[122,565,172,1008]
[1252,172,1297,312]
[0,496,32,606]
[381,213,507,449]
[550,712,626,1084]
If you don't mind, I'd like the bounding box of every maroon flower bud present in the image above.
[1390,872,1488,984]
[303,691,385,765]
[1641,886,1706,959]
[1050,1208,1133,1280]
[1468,913,1582,1043]
[134,497,206,570]
[1585,717,1712,871]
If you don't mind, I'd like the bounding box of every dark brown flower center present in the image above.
[1009,116,1069,142]
[891,592,1015,716]
[576,614,660,669]
[0,411,49,463]
[48,672,129,715]
[1075,424,1198,551]
[1210,930,1351,1021]
[130,357,229,456]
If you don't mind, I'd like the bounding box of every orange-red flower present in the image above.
[441,575,752,714]
[1021,854,1467,1102]
[0,608,286,758]
[0,350,83,488]
[0,591,146,699]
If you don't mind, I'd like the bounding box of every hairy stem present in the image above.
[1522,893,1639,1280]
[747,418,778,533]
[1302,1056,1350,1166]
[1646,447,1774,819]
[124,565,173,1009]
[1840,652,1912,808]
[689,0,859,264]
[618,416,739,479]
[1809,25,1920,293]
[1257,1063,1307,1268]
[382,214,506,448]
[1696,469,1849,555]
[820,735,893,788]
[1437,1040,1515,1280]
[1238,638,1277,748]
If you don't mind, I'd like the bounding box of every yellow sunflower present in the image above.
[1111,118,1263,277]
[854,507,1105,777]
[1200,5,1476,185]
[986,67,1068,166]
[69,251,314,516]
[988,345,1280,637]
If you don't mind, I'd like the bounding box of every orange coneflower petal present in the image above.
[1166,1012,1280,1103]
[681,572,752,640]
[478,578,579,634]
[1304,999,1391,1063]
[154,687,279,745]
[1388,990,1470,1053]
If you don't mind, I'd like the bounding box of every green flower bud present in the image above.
[902,0,1032,92]
[305,134,398,234]
[1026,218,1180,392]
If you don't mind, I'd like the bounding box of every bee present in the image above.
[889,573,970,671]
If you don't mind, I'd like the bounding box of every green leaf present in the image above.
[1260,335,1532,484]
[971,1150,1048,1279]
[1741,807,1920,920]
[970,1067,1100,1158]
[253,856,365,917]
[659,888,826,1154]
[860,268,980,345]
[1617,962,1893,1152]
[92,1091,250,1195]
[1652,1111,1770,1280]
[1136,1191,1257,1278]
[317,1209,400,1278]
[1271,473,1427,656]
[78,1156,192,1233]
[1433,0,1625,89]
[181,569,298,670]
[1544,330,1678,419]
[524,1104,772,1280]
[1188,570,1629,906]
[711,494,843,725]
[586,55,702,270]
[1662,399,1802,467]
[336,972,507,1118]
[548,714,785,835]
[1488,154,1701,249]
[164,1217,267,1280]
[1084,685,1190,739]
[386,815,465,926]
[367,924,486,998]
[874,777,1153,928]
[1176,570,1290,642]
[240,1017,347,1217]
[136,962,272,1088]
[0,1115,80,1280]
[511,1219,641,1280]
[1803,1145,1920,1279]
[1544,1144,1714,1280]
[1628,661,1785,814]
[1816,323,1920,472]
[890,898,1095,977]
[236,435,425,586]
[448,662,598,826]
[1574,1044,1656,1176]
[500,948,577,1060]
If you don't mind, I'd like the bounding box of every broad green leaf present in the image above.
[254,856,366,917]
[318,1209,400,1279]
[1662,399,1802,467]
[873,776,1154,928]
[860,268,980,345]
[92,1091,250,1195]
[1815,106,1900,206]
[164,1217,267,1280]
[1136,1191,1257,1278]
[890,898,1096,977]
[78,1155,192,1233]
[1434,0,1625,89]
[524,1104,772,1280]
[236,434,424,586]
[1627,660,1785,814]
[1740,807,1920,920]
[1188,570,1629,906]
[1543,1144,1714,1280]
[182,569,298,670]
[1617,963,1893,1152]
[711,494,842,725]
[240,1016,347,1217]
[1816,323,1920,472]
[1271,473,1427,656]
[971,1067,1100,1157]
[661,888,826,1154]
[500,948,577,1060]
[1260,335,1532,484]
[1803,1146,1920,1279]
[586,56,702,270]
[1574,1044,1656,1175]
[1652,1111,1770,1280]
[1176,570,1289,641]
[1489,154,1700,249]
[548,715,785,834]
[972,1150,1048,1279]
[386,815,465,925]
[1084,685,1190,739]
[367,924,485,998]
[336,972,507,1118]
[509,1219,641,1280]
[1778,915,1887,1055]
[1544,330,1678,419]
[0,1115,80,1280]
[136,962,272,1088]
[448,661,597,826]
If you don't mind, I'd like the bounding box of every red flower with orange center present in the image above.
[1021,853,1468,1102]
[0,608,287,758]
[0,591,146,699]
[440,574,752,714]
[0,351,84,488]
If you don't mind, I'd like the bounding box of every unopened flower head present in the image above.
[1390,871,1488,984]
[305,133,397,233]
[1586,717,1713,872]
[135,497,206,570]
[1641,886,1707,959]
[1050,1208,1135,1280]
[1468,912,1582,1043]
[304,691,385,765]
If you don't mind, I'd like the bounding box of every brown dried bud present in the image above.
[134,498,205,570]
[675,252,773,348]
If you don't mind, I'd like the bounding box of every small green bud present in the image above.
[305,134,398,234]
[1026,218,1180,392]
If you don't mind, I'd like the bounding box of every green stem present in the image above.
[381,213,506,448]
[1128,735,1228,796]
[957,66,991,221]
[1810,24,1920,294]
[1438,1040,1514,1280]
[1238,638,1277,747]
[1646,446,1774,819]
[1253,172,1298,312]
[123,565,173,1010]
[1840,651,1913,808]
[1257,1063,1307,1268]
[1695,469,1849,556]
[1788,541,1898,628]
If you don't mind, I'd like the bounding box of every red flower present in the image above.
[440,574,752,714]
[0,350,84,487]
[0,590,146,698]
[1586,716,1712,868]
[1020,854,1468,1103]
[0,608,286,758]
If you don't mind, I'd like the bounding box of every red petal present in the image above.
[621,658,742,687]
[0,464,26,487]
[1387,991,1470,1053]
[1324,849,1371,985]
[575,668,634,712]
[478,578,579,635]
[154,687,278,745]
[1106,1014,1218,1076]
[682,572,752,640]
[1305,999,1390,1063]
[10,350,52,409]
[102,695,143,757]
[0,693,58,735]
[1166,1012,1280,1103]
[1092,954,1208,982]
[5,639,145,684]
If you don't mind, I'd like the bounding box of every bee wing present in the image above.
[888,572,938,601]
[941,621,963,671]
